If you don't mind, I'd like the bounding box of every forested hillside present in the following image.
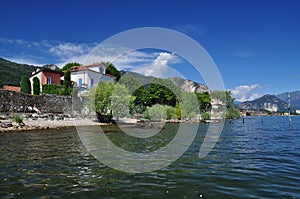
[0,58,37,86]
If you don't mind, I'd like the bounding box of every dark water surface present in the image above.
[1,116,299,198]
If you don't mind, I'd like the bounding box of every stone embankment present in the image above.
[0,113,99,132]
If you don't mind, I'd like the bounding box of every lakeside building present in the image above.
[70,63,115,89]
[29,65,63,93]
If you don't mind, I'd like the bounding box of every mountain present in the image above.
[169,77,208,93]
[0,58,37,86]
[276,91,300,110]
[240,94,290,112]
[121,71,209,93]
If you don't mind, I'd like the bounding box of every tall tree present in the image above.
[181,92,199,120]
[63,69,72,95]
[195,92,211,112]
[32,77,40,95]
[94,81,114,114]
[104,62,121,80]
[111,84,131,120]
[20,76,31,94]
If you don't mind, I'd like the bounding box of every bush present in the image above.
[143,104,167,121]
[42,84,63,95]
[201,112,211,120]
[13,114,23,124]
[165,105,176,120]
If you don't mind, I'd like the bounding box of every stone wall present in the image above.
[0,90,72,113]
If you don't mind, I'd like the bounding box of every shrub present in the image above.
[20,76,31,94]
[42,84,63,95]
[201,112,211,120]
[32,77,40,95]
[13,114,23,124]
[143,104,167,121]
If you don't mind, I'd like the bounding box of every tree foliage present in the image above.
[104,62,121,80]
[94,81,114,114]
[195,92,211,112]
[210,90,240,119]
[111,84,131,120]
[32,77,40,95]
[0,80,3,89]
[61,62,81,72]
[42,84,63,95]
[181,92,199,120]
[63,69,72,95]
[20,76,31,94]
[132,80,180,113]
[0,58,36,86]
[144,104,167,121]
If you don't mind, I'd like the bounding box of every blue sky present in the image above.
[1,0,299,101]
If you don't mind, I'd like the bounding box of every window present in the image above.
[46,77,52,84]
[78,78,82,87]
[90,79,94,87]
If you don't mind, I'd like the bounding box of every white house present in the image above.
[70,63,115,88]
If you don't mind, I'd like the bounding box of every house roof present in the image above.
[69,63,106,72]
[31,64,63,77]
[70,64,116,79]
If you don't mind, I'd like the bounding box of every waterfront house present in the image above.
[29,64,63,93]
[70,63,115,89]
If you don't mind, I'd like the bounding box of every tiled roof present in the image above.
[3,86,21,92]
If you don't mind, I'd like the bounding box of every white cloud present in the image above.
[231,84,262,102]
[0,38,183,73]
[132,52,183,78]
[49,42,94,57]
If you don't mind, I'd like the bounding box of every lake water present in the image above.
[1,116,299,198]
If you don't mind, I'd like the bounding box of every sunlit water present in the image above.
[1,116,299,198]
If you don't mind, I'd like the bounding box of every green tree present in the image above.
[63,69,72,95]
[32,77,40,95]
[211,90,240,119]
[196,92,211,112]
[20,76,31,94]
[225,91,240,119]
[111,84,131,120]
[0,80,3,89]
[94,81,114,114]
[132,85,151,113]
[61,62,81,71]
[104,62,121,80]
[165,105,176,120]
[181,92,199,120]
[175,101,181,119]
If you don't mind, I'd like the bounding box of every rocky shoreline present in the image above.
[0,113,100,132]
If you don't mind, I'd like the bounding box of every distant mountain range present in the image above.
[276,91,300,109]
[121,71,209,93]
[0,58,37,86]
[239,95,288,112]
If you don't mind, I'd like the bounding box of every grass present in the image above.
[12,114,23,124]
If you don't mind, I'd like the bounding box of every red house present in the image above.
[30,64,63,93]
